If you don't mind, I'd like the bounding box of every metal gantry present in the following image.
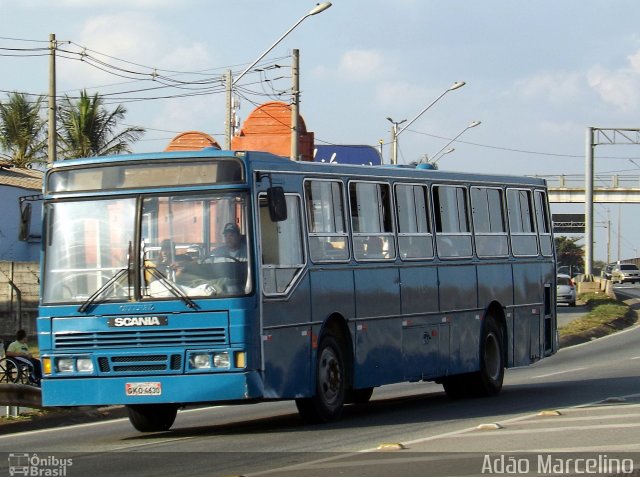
[584,127,640,275]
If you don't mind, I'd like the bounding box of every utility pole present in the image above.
[617,204,621,262]
[48,33,57,164]
[585,127,594,274]
[225,70,233,149]
[290,49,300,161]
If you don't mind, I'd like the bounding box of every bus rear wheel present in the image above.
[443,315,504,398]
[127,404,178,432]
[296,333,346,424]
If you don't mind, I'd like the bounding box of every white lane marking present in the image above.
[532,367,586,379]
[0,405,228,440]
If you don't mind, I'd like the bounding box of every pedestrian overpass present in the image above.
[538,175,640,203]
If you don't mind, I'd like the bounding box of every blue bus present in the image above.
[37,149,557,432]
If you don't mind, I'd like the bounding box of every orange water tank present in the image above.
[231,101,314,161]
[165,131,221,151]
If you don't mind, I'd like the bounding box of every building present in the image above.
[0,163,43,261]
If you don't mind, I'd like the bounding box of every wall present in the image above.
[0,185,42,262]
[0,261,39,342]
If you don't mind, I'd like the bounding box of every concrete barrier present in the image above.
[0,383,42,408]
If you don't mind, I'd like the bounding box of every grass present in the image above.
[559,292,635,339]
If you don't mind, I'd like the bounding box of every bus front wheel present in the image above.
[295,333,346,424]
[127,404,178,432]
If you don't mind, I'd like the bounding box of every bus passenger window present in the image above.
[395,184,433,260]
[433,185,472,258]
[507,188,538,256]
[471,187,508,257]
[304,180,349,262]
[349,181,396,261]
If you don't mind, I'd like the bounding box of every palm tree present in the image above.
[0,92,47,168]
[57,90,144,158]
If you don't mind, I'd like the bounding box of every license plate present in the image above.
[125,382,162,396]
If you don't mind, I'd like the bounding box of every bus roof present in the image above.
[47,148,547,188]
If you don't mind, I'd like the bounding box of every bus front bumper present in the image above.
[40,371,264,407]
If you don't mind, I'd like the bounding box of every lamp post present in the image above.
[388,81,465,165]
[431,120,481,166]
[429,147,455,165]
[386,117,406,165]
[224,2,332,149]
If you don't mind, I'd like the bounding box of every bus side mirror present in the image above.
[19,202,32,241]
[267,187,287,222]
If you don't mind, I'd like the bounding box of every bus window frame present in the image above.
[347,179,397,262]
[303,178,351,264]
[534,189,554,258]
[258,192,307,297]
[393,182,435,261]
[506,187,540,258]
[432,183,474,260]
[470,185,510,259]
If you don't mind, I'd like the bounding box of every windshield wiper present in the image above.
[78,267,130,313]
[145,266,199,310]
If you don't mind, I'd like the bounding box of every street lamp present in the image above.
[224,2,332,148]
[387,117,406,165]
[429,147,455,165]
[431,120,481,166]
[388,81,465,165]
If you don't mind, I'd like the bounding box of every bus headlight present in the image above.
[191,353,211,369]
[56,358,74,373]
[213,352,230,368]
[76,358,94,373]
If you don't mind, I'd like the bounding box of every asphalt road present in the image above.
[0,317,639,477]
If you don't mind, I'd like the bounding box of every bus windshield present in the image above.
[42,191,251,304]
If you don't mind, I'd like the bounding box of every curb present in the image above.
[0,406,128,435]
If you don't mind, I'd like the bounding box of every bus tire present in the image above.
[442,315,504,398]
[295,333,346,423]
[127,404,178,432]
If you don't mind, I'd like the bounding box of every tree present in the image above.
[0,92,47,168]
[555,236,584,275]
[57,90,144,158]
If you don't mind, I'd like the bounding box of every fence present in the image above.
[0,261,39,341]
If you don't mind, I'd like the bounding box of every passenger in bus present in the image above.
[366,236,385,259]
[208,223,247,262]
[157,239,193,277]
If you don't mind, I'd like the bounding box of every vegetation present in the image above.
[0,90,145,168]
[57,90,145,158]
[0,92,47,168]
[555,236,584,275]
[559,292,635,340]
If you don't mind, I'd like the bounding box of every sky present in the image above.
[2,0,640,264]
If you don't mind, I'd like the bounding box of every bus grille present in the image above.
[54,328,227,350]
[97,354,183,374]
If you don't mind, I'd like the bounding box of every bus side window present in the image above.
[349,181,396,261]
[260,194,305,295]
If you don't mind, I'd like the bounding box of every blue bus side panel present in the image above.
[512,262,546,366]
[399,266,439,314]
[309,269,355,323]
[477,263,514,308]
[353,267,402,388]
[438,265,478,311]
[448,312,482,375]
[262,276,312,399]
[402,320,450,380]
[477,263,514,367]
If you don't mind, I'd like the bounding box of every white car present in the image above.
[556,274,576,307]
[611,263,640,284]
